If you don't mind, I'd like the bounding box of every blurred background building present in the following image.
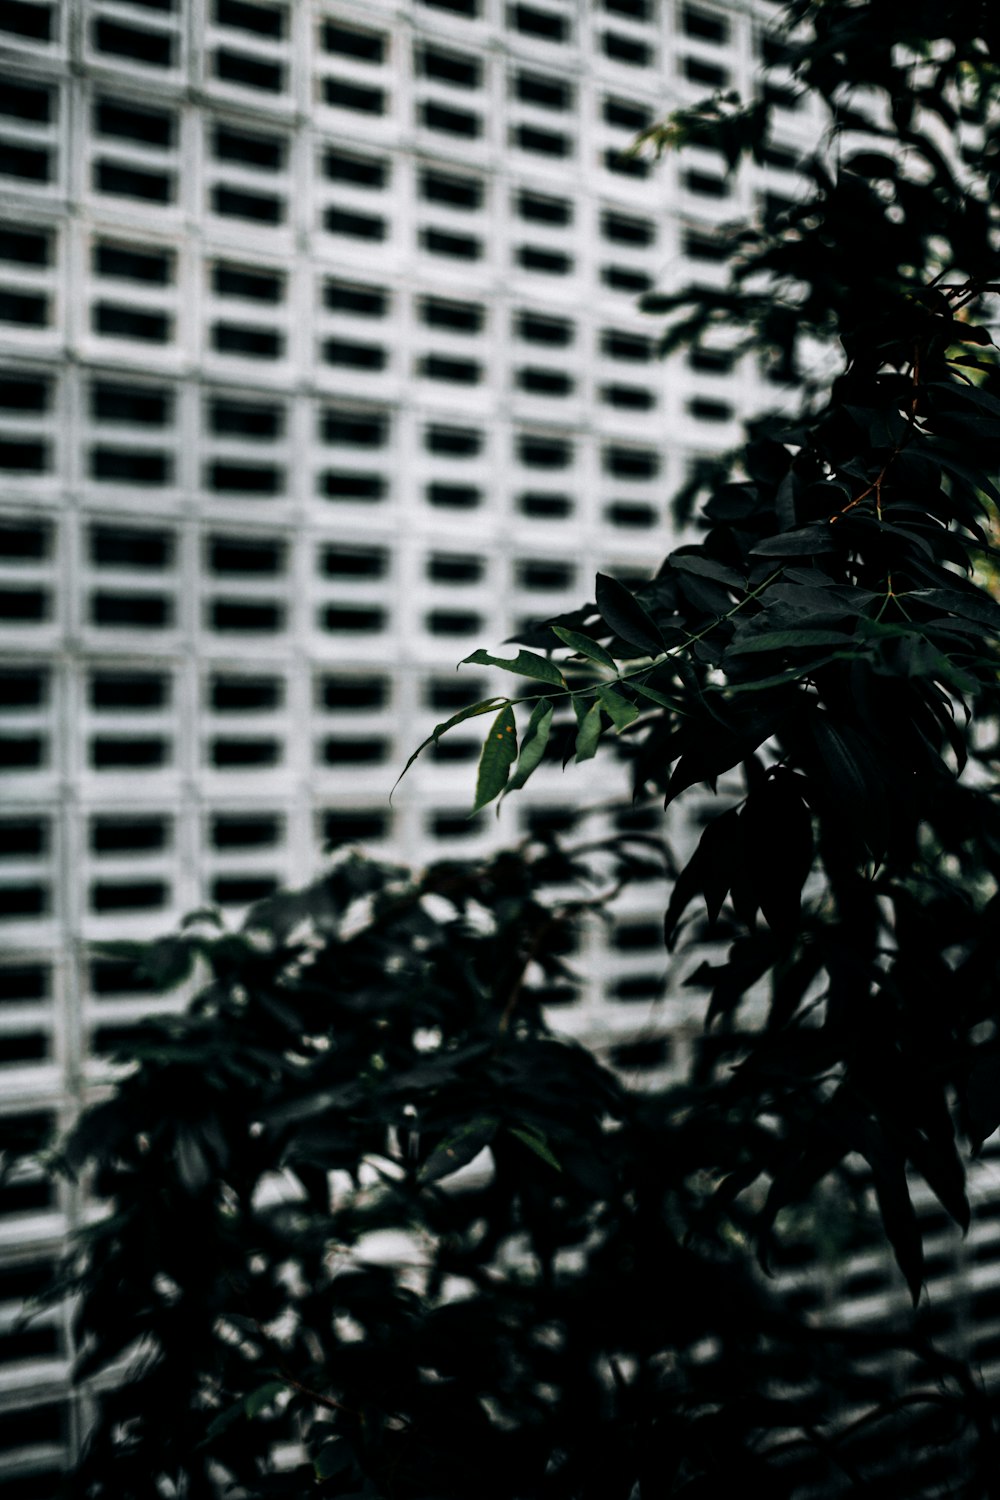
[5,0,999,1490]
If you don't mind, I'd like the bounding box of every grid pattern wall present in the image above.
[0,0,833,1484]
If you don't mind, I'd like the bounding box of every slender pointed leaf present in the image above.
[473,705,518,811]
[392,697,509,797]
[551,625,618,671]
[574,700,604,762]
[462,648,567,687]
[595,573,664,654]
[596,684,640,731]
[505,698,554,795]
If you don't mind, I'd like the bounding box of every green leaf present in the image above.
[505,698,554,795]
[393,696,509,797]
[244,1381,287,1419]
[507,1126,562,1172]
[595,573,664,655]
[203,1397,247,1444]
[418,1116,499,1185]
[670,554,745,588]
[727,628,856,655]
[314,1440,354,1481]
[596,684,639,731]
[551,625,618,671]
[750,525,837,556]
[461,647,567,687]
[574,700,604,762]
[632,680,685,711]
[473,705,518,811]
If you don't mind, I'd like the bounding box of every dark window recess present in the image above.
[1,80,51,122]
[215,0,285,36]
[425,606,479,636]
[90,526,171,569]
[323,21,385,60]
[0,1324,59,1358]
[420,0,478,15]
[612,920,662,951]
[91,736,167,769]
[0,291,46,326]
[427,553,482,584]
[611,1038,670,1070]
[427,482,480,509]
[323,605,385,632]
[420,169,483,209]
[604,148,649,178]
[324,151,388,188]
[418,46,481,88]
[207,460,281,493]
[212,876,278,905]
[92,592,172,629]
[0,227,51,265]
[0,819,47,857]
[604,0,650,15]
[211,324,283,359]
[425,425,481,455]
[420,101,479,136]
[517,559,573,589]
[420,354,480,384]
[215,49,283,91]
[324,78,384,113]
[323,737,389,765]
[688,396,734,422]
[0,521,49,560]
[0,669,47,710]
[510,5,567,41]
[515,71,572,109]
[321,410,388,446]
[603,97,651,131]
[325,810,389,843]
[603,445,659,478]
[210,738,280,768]
[422,225,480,259]
[95,98,174,147]
[210,675,283,711]
[94,19,174,66]
[94,242,173,284]
[0,735,45,769]
[602,265,653,293]
[683,230,728,262]
[325,281,387,317]
[420,297,484,332]
[91,817,168,854]
[0,588,46,623]
[208,399,283,438]
[92,383,170,425]
[0,437,46,471]
[0,142,50,182]
[683,56,729,87]
[429,737,478,763]
[517,314,573,346]
[209,537,283,573]
[90,671,168,710]
[93,304,170,343]
[761,144,800,172]
[212,185,283,223]
[431,812,478,839]
[0,1177,53,1215]
[426,676,488,711]
[319,675,388,710]
[322,472,385,501]
[514,124,569,156]
[612,974,664,1002]
[211,814,282,849]
[0,1,53,41]
[91,880,167,912]
[90,448,169,484]
[212,127,284,173]
[94,161,171,202]
[603,31,652,64]
[210,599,283,632]
[603,213,655,246]
[518,367,573,396]
[684,169,728,197]
[0,375,49,413]
[323,547,387,579]
[2,971,52,1008]
[517,246,571,274]
[602,383,655,410]
[689,346,734,373]
[602,330,652,362]
[324,339,386,371]
[518,436,571,468]
[0,1259,57,1302]
[519,492,572,518]
[326,207,385,241]
[683,5,729,41]
[517,191,571,225]
[0,1027,48,1058]
[213,264,283,301]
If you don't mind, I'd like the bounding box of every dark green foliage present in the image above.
[29,0,1000,1494]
